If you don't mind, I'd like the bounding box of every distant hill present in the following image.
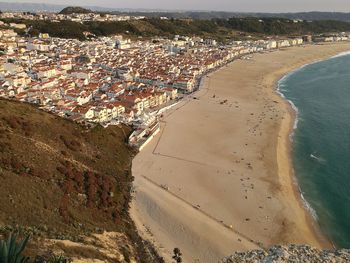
[0,99,162,262]
[0,2,65,12]
[0,2,110,12]
[109,10,350,22]
[236,11,350,22]
[59,6,93,14]
[3,16,350,42]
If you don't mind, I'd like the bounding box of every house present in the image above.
[107,82,125,98]
[119,92,145,114]
[36,66,57,79]
[40,78,58,89]
[9,23,26,30]
[69,70,91,81]
[277,40,291,48]
[65,89,92,105]
[153,91,167,106]
[60,61,73,71]
[120,107,135,122]
[106,102,126,119]
[172,78,194,92]
[267,41,277,49]
[77,91,92,105]
[26,40,50,52]
[71,105,95,119]
[162,87,178,100]
[5,74,31,87]
[302,35,313,43]
[92,106,109,122]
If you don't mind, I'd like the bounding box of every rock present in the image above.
[219,245,350,263]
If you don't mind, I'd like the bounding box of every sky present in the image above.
[12,0,350,12]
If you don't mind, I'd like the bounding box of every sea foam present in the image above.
[331,51,350,59]
[300,191,319,220]
[310,153,326,164]
[277,81,300,138]
[276,51,350,246]
[276,63,320,223]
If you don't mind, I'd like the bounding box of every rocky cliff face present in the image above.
[220,245,350,263]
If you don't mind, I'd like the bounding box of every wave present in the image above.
[276,52,350,244]
[276,85,300,138]
[278,50,350,89]
[277,62,324,224]
[300,191,318,220]
[288,98,300,131]
[277,60,317,85]
[310,153,326,163]
[276,51,350,138]
[331,51,350,59]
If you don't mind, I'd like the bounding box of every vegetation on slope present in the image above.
[2,16,350,41]
[0,99,162,262]
[214,17,350,35]
[108,11,350,22]
[0,233,72,262]
[59,6,92,15]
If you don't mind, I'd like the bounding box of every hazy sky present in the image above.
[13,0,350,12]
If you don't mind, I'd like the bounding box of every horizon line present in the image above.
[2,1,350,14]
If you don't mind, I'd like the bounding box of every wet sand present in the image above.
[130,43,350,263]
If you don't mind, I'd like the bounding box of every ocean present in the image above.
[278,52,350,248]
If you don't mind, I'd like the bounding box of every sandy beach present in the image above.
[130,42,350,263]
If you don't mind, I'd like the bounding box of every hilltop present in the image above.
[0,99,162,262]
[59,6,92,14]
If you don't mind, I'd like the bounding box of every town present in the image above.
[0,15,350,149]
[0,10,147,22]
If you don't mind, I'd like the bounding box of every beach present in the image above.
[130,42,350,263]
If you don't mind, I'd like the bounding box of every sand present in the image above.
[130,42,350,263]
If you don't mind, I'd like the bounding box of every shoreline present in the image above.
[274,73,330,248]
[130,43,350,262]
[274,48,350,249]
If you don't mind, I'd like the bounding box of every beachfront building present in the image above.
[172,79,195,93]
[162,87,178,100]
[277,40,291,48]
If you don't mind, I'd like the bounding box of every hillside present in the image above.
[3,16,350,42]
[59,6,92,14]
[0,99,162,262]
[110,11,350,22]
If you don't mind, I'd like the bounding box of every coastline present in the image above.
[273,47,350,249]
[130,42,350,262]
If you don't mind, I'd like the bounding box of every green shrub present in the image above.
[0,234,30,263]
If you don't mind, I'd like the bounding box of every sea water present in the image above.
[278,53,350,248]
